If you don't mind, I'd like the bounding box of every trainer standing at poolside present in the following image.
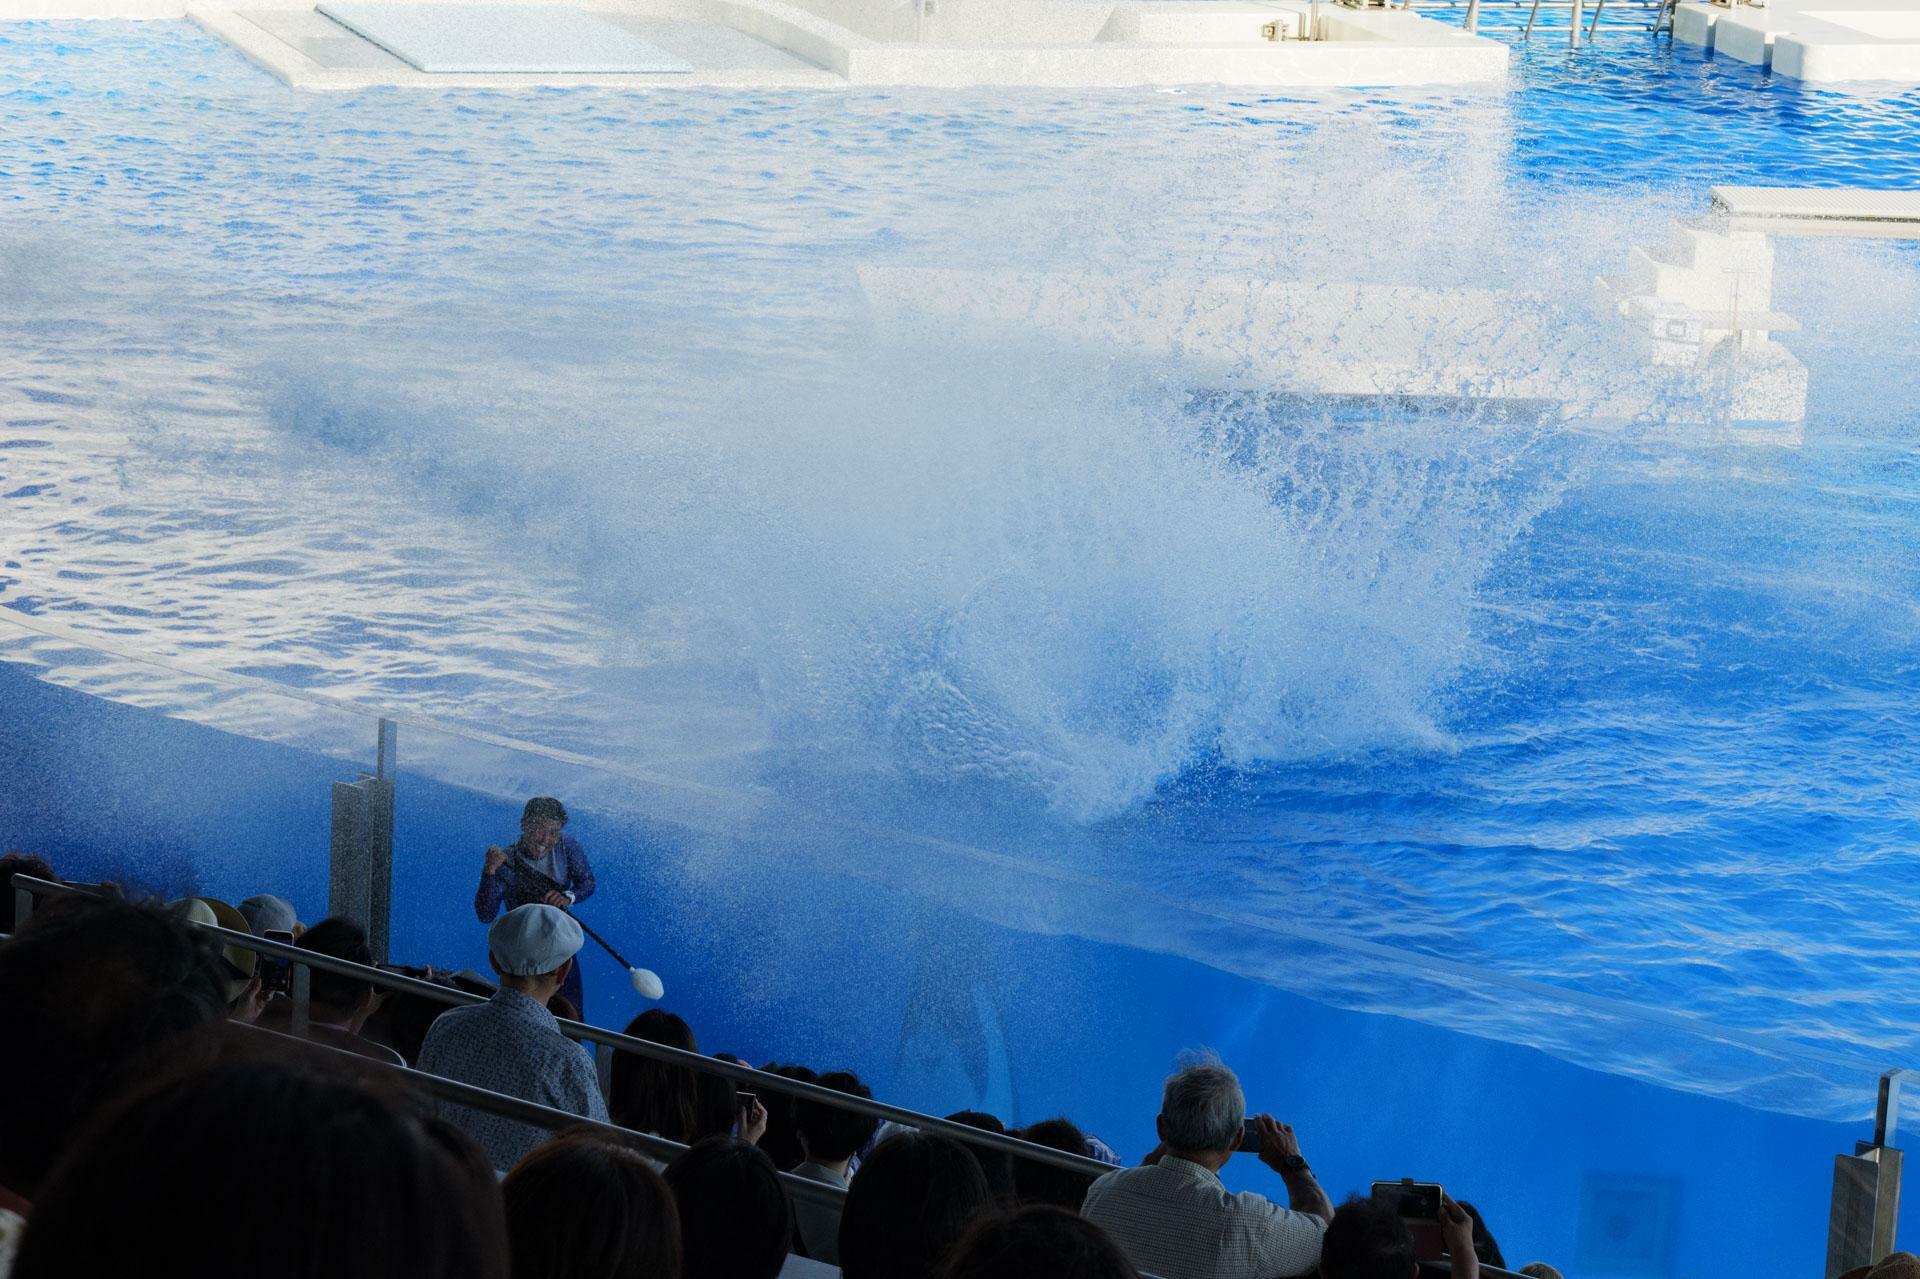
[476,797,596,1013]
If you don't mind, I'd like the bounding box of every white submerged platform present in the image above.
[1675,0,1920,81]
[1711,184,1920,235]
[2,0,1509,88]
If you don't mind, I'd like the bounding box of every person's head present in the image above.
[237,894,299,937]
[504,1135,682,1279]
[296,916,380,1025]
[941,1205,1141,1279]
[756,1063,819,1171]
[947,1111,1015,1199]
[1156,1058,1245,1165]
[610,1009,701,1140]
[487,903,581,1001]
[1319,1196,1418,1279]
[663,1136,791,1279]
[521,797,569,856]
[0,851,55,934]
[13,1054,508,1279]
[172,896,261,1012]
[1010,1118,1098,1212]
[0,895,229,1199]
[796,1070,880,1168]
[840,1131,993,1279]
[692,1064,743,1141]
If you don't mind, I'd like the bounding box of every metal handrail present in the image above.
[10,875,1117,1180]
[247,1022,851,1211]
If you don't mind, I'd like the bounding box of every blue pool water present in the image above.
[3,18,1920,1253]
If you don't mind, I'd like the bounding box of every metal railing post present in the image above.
[1827,1069,1910,1278]
[1875,1070,1906,1148]
[329,719,396,963]
[291,960,312,1041]
[595,1041,617,1100]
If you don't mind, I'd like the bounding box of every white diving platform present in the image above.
[314,1,694,70]
[1709,186,1920,238]
[861,186,1920,444]
[116,0,1513,90]
[1675,0,1920,81]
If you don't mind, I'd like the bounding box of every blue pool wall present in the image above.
[1,660,1910,1278]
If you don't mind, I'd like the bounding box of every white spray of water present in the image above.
[251,320,1574,820]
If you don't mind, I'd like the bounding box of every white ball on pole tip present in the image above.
[630,967,665,1000]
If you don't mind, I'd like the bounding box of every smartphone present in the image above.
[1371,1180,1445,1262]
[736,1091,759,1111]
[1241,1117,1262,1151]
[259,929,296,994]
[1370,1179,1443,1221]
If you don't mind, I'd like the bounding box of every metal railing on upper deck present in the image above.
[9,874,1539,1279]
[1403,0,1668,43]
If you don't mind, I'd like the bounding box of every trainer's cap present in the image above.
[238,894,298,936]
[489,903,584,976]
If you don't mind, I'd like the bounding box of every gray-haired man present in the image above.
[1082,1059,1332,1279]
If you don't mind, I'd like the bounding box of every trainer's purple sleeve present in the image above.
[475,864,507,921]
[565,837,595,905]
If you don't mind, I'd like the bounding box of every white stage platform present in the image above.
[1711,185,1920,237]
[315,2,693,70]
[0,0,1510,89]
[1675,0,1920,81]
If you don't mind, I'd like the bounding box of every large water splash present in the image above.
[251,318,1578,820]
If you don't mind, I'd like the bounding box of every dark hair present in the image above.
[523,797,569,826]
[14,1055,508,1279]
[610,1009,701,1141]
[840,1131,994,1279]
[941,1205,1141,1279]
[295,916,375,1012]
[0,895,230,1197]
[548,992,582,1022]
[1458,1200,1508,1268]
[796,1070,880,1164]
[947,1111,1016,1199]
[1011,1118,1098,1212]
[0,852,55,934]
[1320,1196,1417,1279]
[692,1063,742,1141]
[757,1063,820,1171]
[360,965,484,1065]
[664,1136,791,1279]
[505,1135,682,1279]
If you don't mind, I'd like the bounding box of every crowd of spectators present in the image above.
[0,853,1565,1279]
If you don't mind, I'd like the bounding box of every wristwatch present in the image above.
[1275,1154,1311,1175]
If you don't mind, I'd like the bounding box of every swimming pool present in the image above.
[3,17,1919,1268]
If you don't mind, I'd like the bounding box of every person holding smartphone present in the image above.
[476,797,597,1012]
[1083,1059,1332,1279]
[1318,1192,1479,1279]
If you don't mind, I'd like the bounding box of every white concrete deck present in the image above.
[1675,0,1920,81]
[1711,185,1920,235]
[862,260,1808,439]
[2,0,1509,88]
